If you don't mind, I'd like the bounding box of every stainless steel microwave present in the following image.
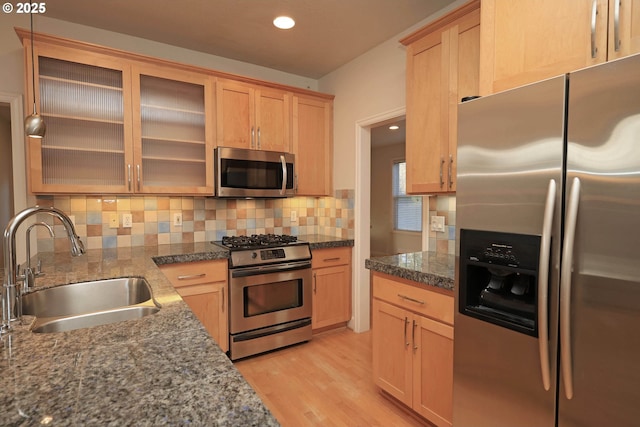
[214,147,295,198]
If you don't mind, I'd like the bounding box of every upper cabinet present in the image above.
[293,95,333,196]
[132,65,214,194]
[401,0,480,194]
[17,29,333,196]
[25,44,135,194]
[480,0,640,95]
[216,79,291,152]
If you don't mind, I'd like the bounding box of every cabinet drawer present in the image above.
[312,246,351,269]
[159,260,227,287]
[372,273,453,325]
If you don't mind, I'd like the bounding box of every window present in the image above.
[392,161,422,232]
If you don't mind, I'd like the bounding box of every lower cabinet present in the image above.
[372,272,454,427]
[311,247,352,331]
[159,260,229,352]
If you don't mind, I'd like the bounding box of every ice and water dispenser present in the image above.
[459,229,541,336]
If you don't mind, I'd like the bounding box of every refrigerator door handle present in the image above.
[538,179,556,391]
[560,176,581,400]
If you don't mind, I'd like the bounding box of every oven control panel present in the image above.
[259,248,286,260]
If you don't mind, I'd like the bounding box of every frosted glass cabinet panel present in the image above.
[29,53,133,193]
[133,69,214,194]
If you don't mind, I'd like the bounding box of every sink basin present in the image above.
[21,277,160,333]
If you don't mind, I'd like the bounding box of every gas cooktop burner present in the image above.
[219,234,298,249]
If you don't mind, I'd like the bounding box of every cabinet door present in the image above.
[26,45,133,194]
[447,12,480,193]
[480,0,608,94]
[372,299,413,407]
[413,315,454,427]
[177,282,228,352]
[132,66,214,194]
[312,265,351,329]
[406,28,448,194]
[255,88,291,152]
[293,96,332,196]
[608,0,640,60]
[216,79,255,149]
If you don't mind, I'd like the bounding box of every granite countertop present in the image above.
[0,234,352,425]
[365,251,455,292]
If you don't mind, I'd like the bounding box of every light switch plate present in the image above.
[430,215,445,232]
[109,213,118,229]
[173,213,183,227]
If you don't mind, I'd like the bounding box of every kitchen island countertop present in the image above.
[365,251,455,291]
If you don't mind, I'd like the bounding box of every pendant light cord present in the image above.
[30,0,36,109]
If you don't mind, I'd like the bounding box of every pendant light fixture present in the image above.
[24,0,46,138]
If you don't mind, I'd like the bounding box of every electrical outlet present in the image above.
[109,213,118,229]
[430,215,446,232]
[173,213,183,227]
[122,213,132,228]
[290,210,298,222]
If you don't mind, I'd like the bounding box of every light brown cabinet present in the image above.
[400,1,480,194]
[19,31,215,195]
[479,0,640,95]
[372,272,454,427]
[159,260,229,352]
[311,247,351,331]
[216,79,291,152]
[293,95,333,196]
[132,64,214,194]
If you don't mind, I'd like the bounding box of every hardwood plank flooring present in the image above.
[235,328,428,427]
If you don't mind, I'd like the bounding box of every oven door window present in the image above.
[244,279,303,317]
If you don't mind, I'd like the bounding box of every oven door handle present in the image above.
[231,260,312,278]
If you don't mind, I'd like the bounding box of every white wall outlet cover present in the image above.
[430,215,446,232]
[290,210,298,222]
[122,213,132,228]
[174,213,183,227]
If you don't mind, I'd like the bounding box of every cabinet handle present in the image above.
[127,164,132,191]
[439,158,445,188]
[251,126,255,148]
[397,294,425,305]
[614,0,621,51]
[257,127,261,149]
[323,257,341,262]
[221,287,225,313]
[136,164,141,191]
[404,317,410,347]
[448,154,454,189]
[412,320,418,351]
[177,273,207,280]
[313,272,317,294]
[590,0,598,58]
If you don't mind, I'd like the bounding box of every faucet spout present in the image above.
[2,206,85,333]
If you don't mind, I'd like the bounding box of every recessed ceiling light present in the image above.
[273,16,295,30]
[389,125,399,130]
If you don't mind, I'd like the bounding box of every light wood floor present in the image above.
[235,328,428,427]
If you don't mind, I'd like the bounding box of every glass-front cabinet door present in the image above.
[27,46,134,194]
[132,66,214,194]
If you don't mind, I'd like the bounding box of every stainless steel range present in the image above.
[214,234,312,360]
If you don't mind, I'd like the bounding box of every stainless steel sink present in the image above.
[21,277,160,333]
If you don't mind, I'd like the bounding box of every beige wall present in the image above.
[0,103,13,268]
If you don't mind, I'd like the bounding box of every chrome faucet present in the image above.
[22,222,54,293]
[2,206,86,333]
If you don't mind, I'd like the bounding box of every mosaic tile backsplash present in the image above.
[428,195,456,255]
[35,190,354,252]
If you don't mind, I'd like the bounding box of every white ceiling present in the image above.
[43,0,457,79]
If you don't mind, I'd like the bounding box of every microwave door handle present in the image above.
[280,155,287,196]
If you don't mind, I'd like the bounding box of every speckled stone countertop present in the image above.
[0,235,352,425]
[0,242,278,426]
[365,251,455,292]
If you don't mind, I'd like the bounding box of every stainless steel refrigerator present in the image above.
[453,53,640,427]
